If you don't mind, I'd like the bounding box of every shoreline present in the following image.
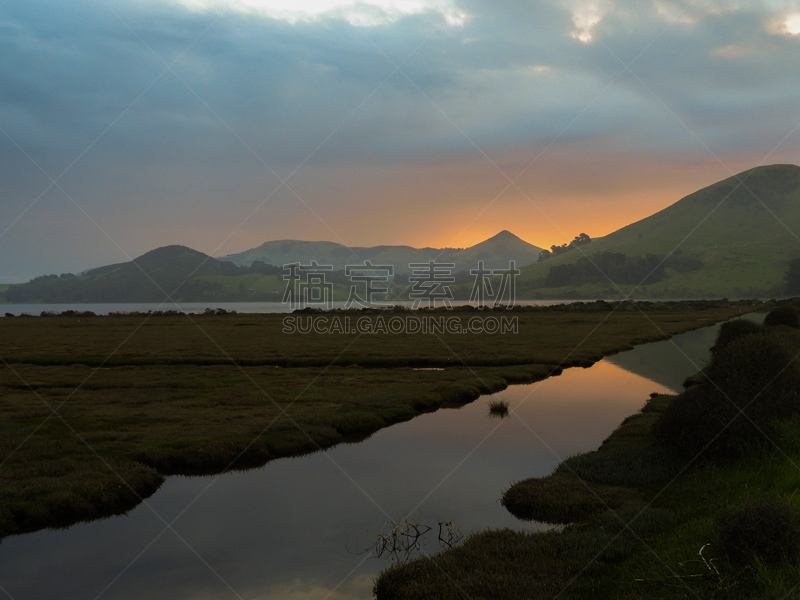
[374,305,800,599]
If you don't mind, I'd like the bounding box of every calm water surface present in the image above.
[0,318,760,599]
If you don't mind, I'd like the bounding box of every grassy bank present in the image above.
[374,307,800,599]
[0,301,761,542]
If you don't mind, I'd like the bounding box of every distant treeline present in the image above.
[532,251,704,289]
[538,233,592,261]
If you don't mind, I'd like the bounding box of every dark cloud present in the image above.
[1,0,799,280]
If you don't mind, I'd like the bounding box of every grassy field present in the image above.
[374,308,800,599]
[0,301,758,541]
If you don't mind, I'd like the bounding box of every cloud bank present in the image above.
[0,0,798,280]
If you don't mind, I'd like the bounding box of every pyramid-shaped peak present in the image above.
[465,230,542,253]
[489,230,522,241]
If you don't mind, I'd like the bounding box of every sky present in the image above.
[1,0,799,282]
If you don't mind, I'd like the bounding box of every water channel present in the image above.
[0,315,762,599]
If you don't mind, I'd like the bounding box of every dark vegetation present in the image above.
[538,232,592,261]
[0,302,755,542]
[536,250,704,289]
[716,498,800,567]
[374,303,800,599]
[709,317,764,355]
[763,303,800,328]
[653,306,800,461]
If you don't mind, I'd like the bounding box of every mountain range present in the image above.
[0,231,542,304]
[3,163,799,304]
[220,230,543,274]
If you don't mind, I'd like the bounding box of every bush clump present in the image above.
[501,474,639,524]
[716,498,800,566]
[653,333,800,460]
[710,318,763,355]
[763,305,800,328]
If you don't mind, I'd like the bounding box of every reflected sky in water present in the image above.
[1,321,749,599]
[606,312,765,392]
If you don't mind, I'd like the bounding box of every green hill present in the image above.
[2,245,366,304]
[517,164,800,299]
[3,246,284,303]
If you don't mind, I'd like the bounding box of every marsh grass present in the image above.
[716,498,800,567]
[0,303,756,540]
[487,398,510,418]
[501,474,640,524]
[373,527,635,600]
[0,303,756,369]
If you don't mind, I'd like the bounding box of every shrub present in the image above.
[501,474,639,524]
[653,333,800,460]
[487,399,510,418]
[716,498,800,566]
[764,305,800,328]
[710,319,763,355]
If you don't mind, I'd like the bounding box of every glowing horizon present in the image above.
[1,1,799,282]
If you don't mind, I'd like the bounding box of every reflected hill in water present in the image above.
[605,313,765,393]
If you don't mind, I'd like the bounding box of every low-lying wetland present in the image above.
[0,299,785,599]
[0,341,681,599]
[376,305,800,599]
[0,301,756,541]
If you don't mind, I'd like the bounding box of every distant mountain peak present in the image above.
[489,230,519,241]
[471,230,533,248]
[221,230,544,271]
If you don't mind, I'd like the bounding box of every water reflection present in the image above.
[0,357,677,599]
[605,313,765,392]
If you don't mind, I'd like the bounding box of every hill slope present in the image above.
[518,164,800,298]
[3,246,259,303]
